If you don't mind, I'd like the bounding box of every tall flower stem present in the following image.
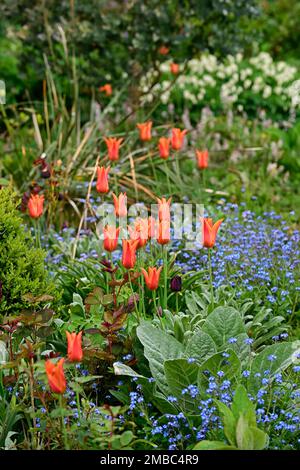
[150,154,158,182]
[28,357,37,449]
[34,219,41,248]
[152,290,164,330]
[175,292,179,313]
[128,271,140,322]
[208,248,214,310]
[164,161,172,195]
[138,250,146,318]
[139,271,145,318]
[58,394,69,450]
[163,246,168,310]
[75,366,81,419]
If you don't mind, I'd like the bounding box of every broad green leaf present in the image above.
[198,349,241,385]
[120,430,134,447]
[216,401,236,446]
[185,291,205,316]
[70,293,85,317]
[137,321,184,394]
[228,333,251,364]
[184,329,216,364]
[249,341,300,393]
[135,378,178,414]
[232,384,256,426]
[152,390,178,414]
[113,362,145,379]
[85,287,103,305]
[236,414,254,450]
[193,440,237,450]
[250,427,269,450]
[75,375,101,384]
[164,359,199,412]
[202,307,245,348]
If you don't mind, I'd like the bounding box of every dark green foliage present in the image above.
[0,187,55,317]
[0,0,260,100]
[255,0,300,61]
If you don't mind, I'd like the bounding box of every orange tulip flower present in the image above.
[128,218,148,249]
[96,166,110,193]
[157,220,171,245]
[148,216,158,238]
[103,225,120,252]
[157,197,172,221]
[201,218,224,248]
[104,137,123,161]
[45,358,66,394]
[99,83,112,96]
[170,63,180,75]
[112,192,127,218]
[158,137,171,159]
[66,331,83,362]
[196,150,209,169]
[171,128,188,150]
[28,194,44,219]
[137,121,152,141]
[158,46,170,55]
[141,266,163,290]
[122,239,139,269]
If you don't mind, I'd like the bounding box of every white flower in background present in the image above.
[161,92,170,104]
[267,162,284,178]
[202,75,216,87]
[263,85,272,99]
[183,89,197,104]
[160,64,169,73]
[240,68,252,81]
[217,70,226,79]
[287,80,300,107]
[139,51,300,117]
[197,90,205,101]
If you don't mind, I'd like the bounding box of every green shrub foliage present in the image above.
[0,187,54,317]
[0,0,260,99]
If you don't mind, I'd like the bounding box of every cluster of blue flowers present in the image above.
[47,202,300,318]
[125,365,300,450]
[173,203,300,312]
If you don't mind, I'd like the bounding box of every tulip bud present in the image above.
[170,275,182,292]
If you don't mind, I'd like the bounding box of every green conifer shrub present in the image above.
[0,187,55,318]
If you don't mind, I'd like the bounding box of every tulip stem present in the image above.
[28,356,37,449]
[164,161,171,195]
[208,248,214,310]
[58,395,69,450]
[34,219,41,249]
[163,246,168,310]
[138,250,146,318]
[128,272,140,322]
[174,151,181,184]
[152,290,164,330]
[75,366,81,419]
[176,292,179,313]
[140,271,145,318]
[202,169,206,196]
[150,154,158,182]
